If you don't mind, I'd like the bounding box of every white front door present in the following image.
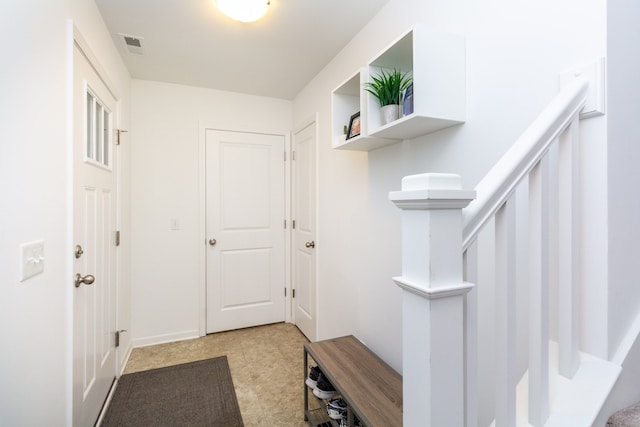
[72,44,118,426]
[292,121,317,341]
[206,129,286,333]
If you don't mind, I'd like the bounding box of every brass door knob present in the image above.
[209,238,217,246]
[305,241,315,248]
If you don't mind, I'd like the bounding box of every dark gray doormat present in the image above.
[101,356,244,427]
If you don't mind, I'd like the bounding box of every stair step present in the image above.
[513,342,621,426]
[545,355,620,426]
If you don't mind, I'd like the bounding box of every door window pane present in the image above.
[85,88,111,167]
[87,93,94,160]
[96,103,103,164]
[103,109,110,165]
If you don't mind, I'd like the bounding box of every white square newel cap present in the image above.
[389,173,476,299]
[389,173,475,210]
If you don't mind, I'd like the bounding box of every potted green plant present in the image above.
[364,69,412,125]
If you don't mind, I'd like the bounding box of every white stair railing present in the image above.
[390,77,588,427]
[463,77,587,427]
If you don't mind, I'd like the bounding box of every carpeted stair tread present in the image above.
[607,401,640,427]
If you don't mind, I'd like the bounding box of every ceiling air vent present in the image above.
[119,33,144,55]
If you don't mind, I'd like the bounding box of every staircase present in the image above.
[390,76,624,426]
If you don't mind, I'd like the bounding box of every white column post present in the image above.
[389,173,475,427]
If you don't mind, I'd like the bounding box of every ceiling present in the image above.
[95,0,391,100]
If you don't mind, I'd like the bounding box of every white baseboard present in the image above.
[132,329,200,348]
[118,344,133,376]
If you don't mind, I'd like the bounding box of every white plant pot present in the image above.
[381,104,400,125]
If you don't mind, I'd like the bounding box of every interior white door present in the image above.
[206,129,286,333]
[72,44,118,426]
[293,121,317,341]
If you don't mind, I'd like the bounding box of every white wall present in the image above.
[593,0,640,421]
[293,0,607,379]
[606,0,640,359]
[130,80,292,346]
[0,0,130,425]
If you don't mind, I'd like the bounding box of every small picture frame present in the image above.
[346,112,361,139]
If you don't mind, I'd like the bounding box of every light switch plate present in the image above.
[20,240,45,282]
[560,57,606,119]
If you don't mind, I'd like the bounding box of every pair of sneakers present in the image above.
[306,365,338,399]
[339,417,362,427]
[338,412,362,427]
[326,398,347,420]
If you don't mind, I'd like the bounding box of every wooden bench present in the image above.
[304,335,402,426]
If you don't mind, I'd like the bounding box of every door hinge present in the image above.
[293,289,296,298]
[284,151,287,161]
[115,329,127,347]
[292,220,296,229]
[115,230,121,246]
[284,219,286,229]
[116,129,128,146]
[284,288,287,297]
[292,151,296,161]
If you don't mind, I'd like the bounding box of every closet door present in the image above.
[206,129,286,333]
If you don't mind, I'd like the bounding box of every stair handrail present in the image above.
[462,78,588,250]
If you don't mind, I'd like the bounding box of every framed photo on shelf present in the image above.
[346,112,361,139]
[402,82,414,116]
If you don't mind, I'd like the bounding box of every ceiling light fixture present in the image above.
[216,0,270,23]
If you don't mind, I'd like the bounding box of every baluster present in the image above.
[528,156,550,426]
[494,196,517,426]
[558,118,580,377]
[464,242,479,427]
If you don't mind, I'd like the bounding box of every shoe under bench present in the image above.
[303,335,402,427]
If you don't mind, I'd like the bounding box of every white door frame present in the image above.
[291,113,320,338]
[198,123,292,336]
[68,22,122,425]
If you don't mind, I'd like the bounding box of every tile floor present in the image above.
[122,322,321,426]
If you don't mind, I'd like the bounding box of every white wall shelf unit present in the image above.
[332,26,466,151]
[331,70,395,150]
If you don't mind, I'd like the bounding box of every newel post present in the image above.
[389,173,475,427]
